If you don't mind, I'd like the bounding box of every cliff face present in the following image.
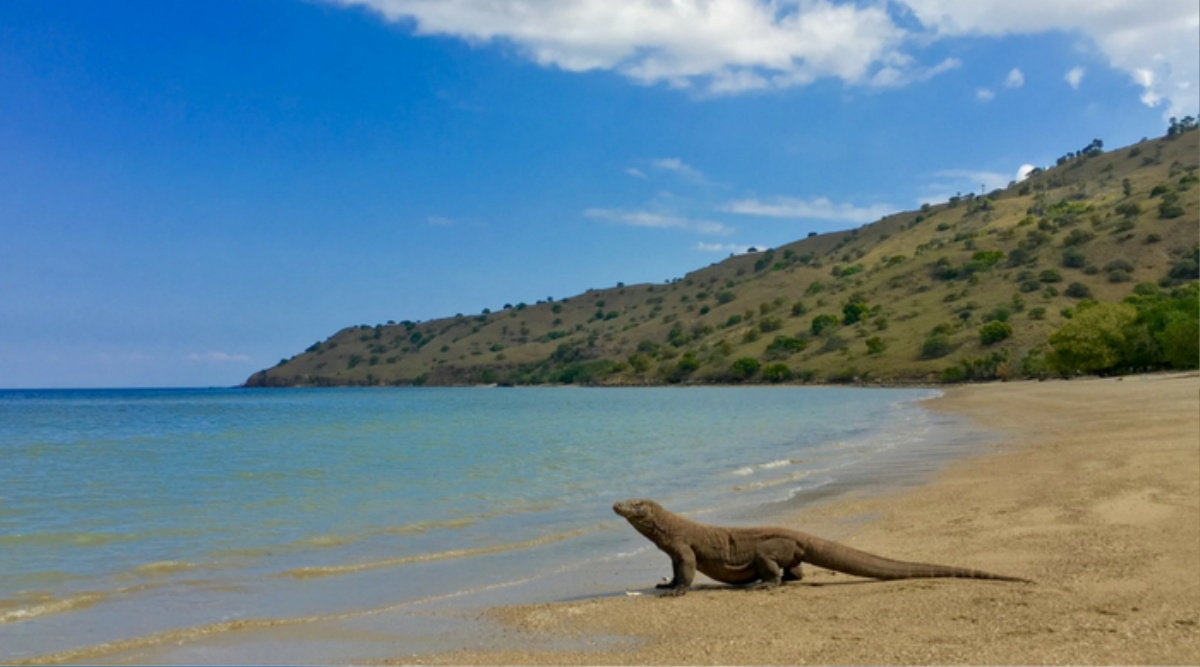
[248,130,1200,388]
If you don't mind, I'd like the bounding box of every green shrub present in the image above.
[979,321,1013,345]
[1062,247,1088,268]
[1158,191,1184,218]
[627,352,653,373]
[930,322,956,336]
[1049,303,1137,374]
[983,305,1011,323]
[842,301,868,325]
[1168,259,1199,281]
[959,252,1004,278]
[865,337,887,356]
[758,316,784,333]
[1065,282,1094,299]
[811,314,840,336]
[1105,258,1135,273]
[1006,247,1034,267]
[730,357,761,381]
[665,352,701,382]
[931,257,958,281]
[939,365,968,383]
[1062,229,1095,247]
[1039,269,1063,283]
[762,363,793,383]
[1115,201,1141,218]
[921,334,954,359]
[1159,313,1200,369]
[637,339,661,356]
[765,335,808,359]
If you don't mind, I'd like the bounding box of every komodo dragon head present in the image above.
[612,499,662,527]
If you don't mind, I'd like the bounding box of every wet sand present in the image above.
[391,373,1200,666]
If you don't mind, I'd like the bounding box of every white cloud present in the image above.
[427,216,455,226]
[1132,68,1160,107]
[330,0,1198,114]
[900,0,1198,116]
[1064,66,1086,90]
[1016,164,1037,181]
[584,207,732,235]
[697,241,753,254]
[975,87,995,102]
[650,157,708,183]
[1005,67,1025,88]
[95,352,153,363]
[329,0,932,94]
[186,351,252,363]
[625,167,648,179]
[723,196,893,224]
[870,56,961,88]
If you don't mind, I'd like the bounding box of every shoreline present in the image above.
[393,373,1200,666]
[4,386,951,666]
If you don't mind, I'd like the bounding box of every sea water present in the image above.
[0,386,978,664]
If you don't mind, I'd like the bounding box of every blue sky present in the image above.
[2,0,1197,388]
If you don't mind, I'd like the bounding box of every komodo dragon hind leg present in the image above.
[748,553,786,590]
[749,539,804,590]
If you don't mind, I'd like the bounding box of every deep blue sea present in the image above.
[0,386,980,664]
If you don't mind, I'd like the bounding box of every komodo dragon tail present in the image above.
[802,534,1032,583]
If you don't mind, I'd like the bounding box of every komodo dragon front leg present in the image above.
[655,543,697,596]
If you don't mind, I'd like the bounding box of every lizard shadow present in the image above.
[557,579,883,603]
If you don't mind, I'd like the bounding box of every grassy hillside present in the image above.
[247,127,1199,387]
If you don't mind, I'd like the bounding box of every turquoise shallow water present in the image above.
[0,386,966,663]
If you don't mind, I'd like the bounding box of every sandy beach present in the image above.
[393,373,1200,666]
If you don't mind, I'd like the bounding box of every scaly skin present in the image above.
[613,499,1030,596]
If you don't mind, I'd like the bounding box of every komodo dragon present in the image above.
[613,499,1030,596]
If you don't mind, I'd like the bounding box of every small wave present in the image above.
[731,467,830,492]
[378,516,478,535]
[0,592,105,626]
[277,526,596,580]
[272,515,485,553]
[130,561,200,576]
[727,458,806,477]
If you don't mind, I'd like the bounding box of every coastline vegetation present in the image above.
[249,121,1199,388]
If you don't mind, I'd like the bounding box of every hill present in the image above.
[247,125,1199,387]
